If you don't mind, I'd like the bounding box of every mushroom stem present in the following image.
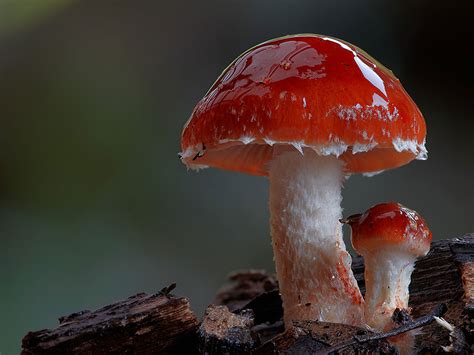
[269,148,364,327]
[363,249,416,330]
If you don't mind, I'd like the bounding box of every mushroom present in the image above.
[342,202,432,330]
[180,34,427,327]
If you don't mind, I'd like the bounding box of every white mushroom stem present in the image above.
[269,148,364,327]
[363,248,417,330]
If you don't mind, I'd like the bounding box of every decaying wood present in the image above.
[315,304,447,354]
[21,235,473,354]
[407,234,473,352]
[199,305,257,354]
[21,290,199,354]
[198,303,399,354]
[254,320,396,354]
[214,269,279,312]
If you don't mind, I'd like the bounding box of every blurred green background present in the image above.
[0,0,473,353]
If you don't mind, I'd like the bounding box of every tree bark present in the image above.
[21,291,199,354]
[21,234,473,354]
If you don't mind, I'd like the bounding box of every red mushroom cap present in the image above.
[346,202,432,257]
[181,34,427,176]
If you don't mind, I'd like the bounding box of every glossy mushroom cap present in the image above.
[347,202,432,257]
[180,34,427,176]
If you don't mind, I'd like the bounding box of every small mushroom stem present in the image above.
[269,148,364,327]
[363,249,416,330]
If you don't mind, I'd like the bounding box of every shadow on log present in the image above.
[21,235,473,354]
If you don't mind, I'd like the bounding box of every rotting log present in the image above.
[199,305,257,354]
[21,235,473,354]
[198,302,399,354]
[214,269,279,312]
[254,320,396,354]
[405,235,473,352]
[21,290,199,354]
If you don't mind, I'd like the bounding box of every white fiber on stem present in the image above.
[269,148,364,327]
[363,249,416,330]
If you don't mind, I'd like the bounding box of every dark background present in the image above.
[0,0,473,352]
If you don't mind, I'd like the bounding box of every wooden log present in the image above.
[21,290,199,354]
[254,320,396,354]
[214,269,278,312]
[407,234,473,352]
[199,305,257,354]
[21,235,473,354]
[202,298,412,353]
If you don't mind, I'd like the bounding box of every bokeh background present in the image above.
[1,0,473,352]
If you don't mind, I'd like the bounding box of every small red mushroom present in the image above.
[180,35,427,327]
[342,203,432,330]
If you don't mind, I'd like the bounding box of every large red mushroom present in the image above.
[180,34,427,327]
